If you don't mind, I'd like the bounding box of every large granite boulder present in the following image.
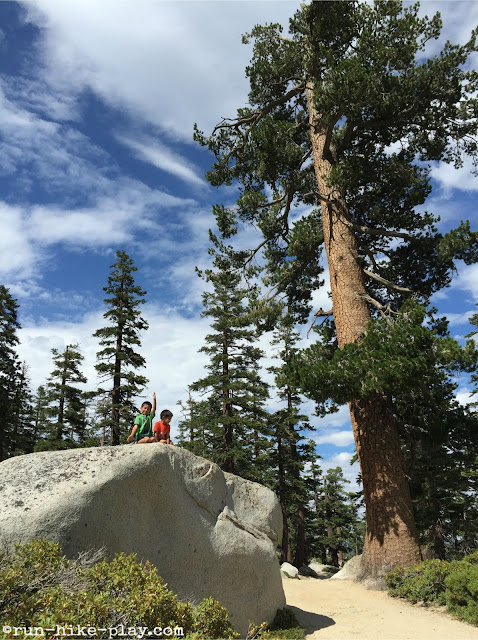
[0,445,285,635]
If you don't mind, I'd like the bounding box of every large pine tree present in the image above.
[267,311,313,566]
[41,344,87,447]
[299,300,478,560]
[94,250,148,445]
[184,235,270,477]
[10,362,35,456]
[0,286,22,460]
[195,1,478,577]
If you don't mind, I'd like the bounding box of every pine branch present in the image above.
[362,268,414,294]
[349,222,413,240]
[212,82,306,163]
[307,307,334,337]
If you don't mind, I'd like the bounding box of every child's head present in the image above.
[160,409,173,425]
[140,401,153,415]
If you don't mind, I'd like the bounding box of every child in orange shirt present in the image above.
[154,409,173,445]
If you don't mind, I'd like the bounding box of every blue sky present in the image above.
[1,0,477,486]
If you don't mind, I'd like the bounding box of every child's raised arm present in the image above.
[152,392,157,415]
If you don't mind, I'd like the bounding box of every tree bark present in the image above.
[294,502,307,568]
[111,328,122,446]
[56,345,69,441]
[288,387,307,567]
[324,477,339,567]
[222,336,234,473]
[277,426,292,563]
[306,87,422,577]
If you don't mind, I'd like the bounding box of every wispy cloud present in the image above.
[21,0,297,140]
[117,134,205,187]
[444,310,476,327]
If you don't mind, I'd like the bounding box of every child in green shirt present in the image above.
[127,392,156,443]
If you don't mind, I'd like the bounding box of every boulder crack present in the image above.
[219,511,268,541]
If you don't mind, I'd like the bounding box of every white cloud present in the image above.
[444,310,476,327]
[455,387,475,407]
[431,156,478,194]
[420,1,478,58]
[116,135,205,188]
[0,77,200,284]
[17,304,211,422]
[1,75,80,123]
[454,263,478,300]
[0,183,196,283]
[0,203,36,279]
[314,430,355,447]
[21,0,473,148]
[21,0,297,141]
[320,451,360,493]
[315,404,351,429]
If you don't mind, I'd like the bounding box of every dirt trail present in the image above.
[282,576,478,640]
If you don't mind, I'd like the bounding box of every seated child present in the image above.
[154,409,173,445]
[127,392,156,444]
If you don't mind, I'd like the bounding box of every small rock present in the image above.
[330,554,363,580]
[281,562,299,578]
[309,562,340,574]
[299,564,319,578]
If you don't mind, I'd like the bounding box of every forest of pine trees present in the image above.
[1,1,477,577]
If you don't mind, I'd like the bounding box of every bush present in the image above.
[385,559,452,605]
[0,539,238,639]
[247,608,305,639]
[445,562,478,626]
[191,597,239,639]
[460,550,478,565]
[385,552,478,626]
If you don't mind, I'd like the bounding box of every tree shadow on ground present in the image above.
[287,604,335,634]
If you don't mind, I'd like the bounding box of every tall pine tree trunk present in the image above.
[111,330,122,446]
[337,527,344,567]
[324,477,338,567]
[288,388,306,567]
[277,426,292,563]
[307,87,422,577]
[56,345,68,441]
[293,503,306,568]
[222,336,234,473]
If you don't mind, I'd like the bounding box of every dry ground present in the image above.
[282,575,478,640]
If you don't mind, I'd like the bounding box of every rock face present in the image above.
[0,445,285,635]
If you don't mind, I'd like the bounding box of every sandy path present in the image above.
[282,576,478,640]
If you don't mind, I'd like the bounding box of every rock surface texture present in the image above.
[0,445,285,635]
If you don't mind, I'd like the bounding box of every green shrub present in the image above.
[0,539,238,639]
[386,552,478,626]
[445,563,478,626]
[385,559,451,605]
[247,608,305,639]
[191,597,239,639]
[461,550,478,565]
